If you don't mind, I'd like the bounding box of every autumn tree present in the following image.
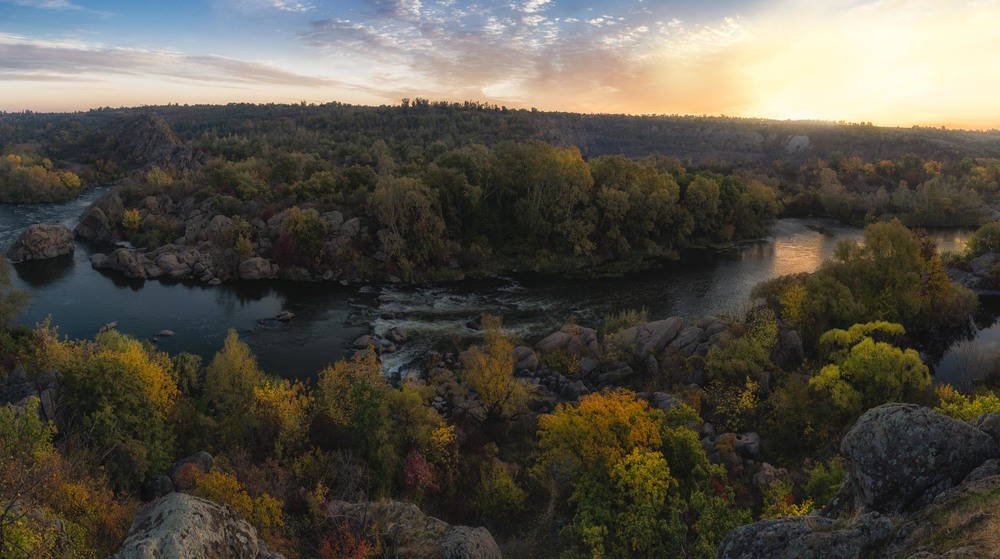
[368,176,448,270]
[810,322,929,415]
[0,259,29,329]
[461,314,531,425]
[58,331,179,489]
[315,349,397,495]
[203,329,265,450]
[536,390,747,558]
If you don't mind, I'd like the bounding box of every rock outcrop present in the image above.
[75,189,124,242]
[840,404,996,513]
[717,512,892,559]
[326,500,501,559]
[7,224,75,262]
[111,493,279,559]
[103,114,208,176]
[717,404,1000,559]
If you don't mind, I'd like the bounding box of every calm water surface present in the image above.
[0,191,983,383]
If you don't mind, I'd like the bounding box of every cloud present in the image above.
[296,0,752,112]
[0,33,336,87]
[4,0,81,9]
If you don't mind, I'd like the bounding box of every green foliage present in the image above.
[755,220,976,350]
[705,309,775,385]
[58,331,179,490]
[600,307,648,338]
[369,176,447,269]
[803,457,847,508]
[0,152,84,203]
[315,350,397,496]
[203,329,265,450]
[967,221,1000,258]
[810,322,930,415]
[536,390,746,558]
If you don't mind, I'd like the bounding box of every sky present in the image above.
[1,0,998,129]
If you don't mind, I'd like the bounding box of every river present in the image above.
[0,189,988,386]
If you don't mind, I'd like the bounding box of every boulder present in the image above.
[326,500,500,559]
[7,224,75,262]
[141,475,174,502]
[840,404,997,513]
[155,252,190,278]
[339,217,362,238]
[649,391,683,412]
[611,317,685,357]
[204,215,235,245]
[93,248,148,279]
[969,253,1000,277]
[439,526,503,559]
[734,432,761,459]
[239,257,277,280]
[880,475,1000,558]
[75,190,124,242]
[75,206,115,242]
[169,451,214,490]
[667,326,706,356]
[111,493,276,559]
[716,512,892,559]
[512,346,539,373]
[535,324,600,358]
[773,329,804,371]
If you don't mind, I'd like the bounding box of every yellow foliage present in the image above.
[316,348,384,426]
[252,378,313,456]
[461,314,530,423]
[762,479,813,518]
[538,389,664,479]
[93,331,179,415]
[935,385,1000,421]
[122,208,141,231]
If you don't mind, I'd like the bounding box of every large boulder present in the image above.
[536,324,600,359]
[840,404,998,513]
[7,224,75,262]
[326,500,501,559]
[610,317,685,357]
[239,257,278,280]
[75,190,124,242]
[111,493,277,559]
[717,512,892,559]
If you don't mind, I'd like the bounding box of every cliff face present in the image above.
[717,404,1000,559]
[102,113,207,176]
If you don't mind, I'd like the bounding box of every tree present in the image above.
[536,390,746,558]
[967,221,1000,258]
[0,259,29,329]
[58,331,179,489]
[203,329,265,450]
[315,349,397,495]
[810,322,929,415]
[684,176,720,240]
[368,176,447,269]
[460,314,531,425]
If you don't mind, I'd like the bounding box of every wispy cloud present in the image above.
[0,33,335,87]
[4,0,81,10]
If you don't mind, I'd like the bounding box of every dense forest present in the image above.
[5,103,1000,558]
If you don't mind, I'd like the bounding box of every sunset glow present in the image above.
[2,0,998,128]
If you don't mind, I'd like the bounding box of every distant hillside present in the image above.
[4,102,1000,169]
